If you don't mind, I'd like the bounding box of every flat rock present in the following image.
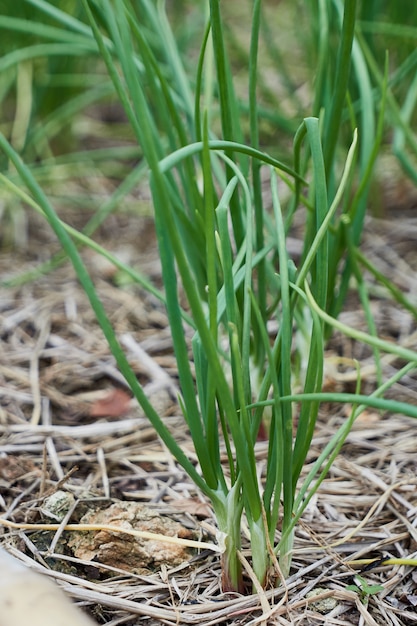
[68,501,194,574]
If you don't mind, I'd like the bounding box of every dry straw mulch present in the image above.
[1,208,417,625]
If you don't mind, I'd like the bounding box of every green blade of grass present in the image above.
[304,117,329,311]
[270,168,294,576]
[323,0,357,178]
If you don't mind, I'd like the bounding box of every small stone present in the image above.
[41,491,75,521]
[306,588,338,614]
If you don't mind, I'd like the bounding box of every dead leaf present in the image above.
[170,498,212,518]
[0,456,38,483]
[89,388,131,418]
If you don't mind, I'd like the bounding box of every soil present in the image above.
[1,181,417,625]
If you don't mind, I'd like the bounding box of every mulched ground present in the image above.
[1,189,417,625]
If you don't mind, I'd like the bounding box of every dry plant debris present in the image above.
[0,210,417,625]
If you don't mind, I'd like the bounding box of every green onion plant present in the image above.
[2,0,417,593]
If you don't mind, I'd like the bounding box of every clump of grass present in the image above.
[2,0,417,594]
